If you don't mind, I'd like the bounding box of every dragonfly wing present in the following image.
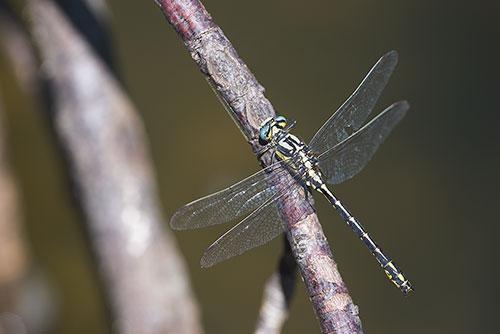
[170,164,289,230]
[309,51,399,155]
[318,101,408,184]
[200,186,304,267]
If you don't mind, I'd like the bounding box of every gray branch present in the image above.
[26,1,202,332]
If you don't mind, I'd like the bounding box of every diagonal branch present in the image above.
[27,0,202,332]
[154,0,363,333]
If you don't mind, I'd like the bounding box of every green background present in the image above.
[1,0,499,333]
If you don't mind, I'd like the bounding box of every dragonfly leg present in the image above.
[270,151,276,166]
[255,145,270,157]
[285,120,296,132]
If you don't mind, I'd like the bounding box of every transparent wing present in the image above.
[170,163,290,230]
[200,183,306,267]
[318,101,408,184]
[309,51,399,155]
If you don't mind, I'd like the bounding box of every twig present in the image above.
[27,1,202,332]
[155,0,363,332]
[255,239,296,334]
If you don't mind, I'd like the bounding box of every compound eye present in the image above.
[259,124,271,144]
[275,115,287,129]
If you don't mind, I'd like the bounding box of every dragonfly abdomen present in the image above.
[319,184,413,294]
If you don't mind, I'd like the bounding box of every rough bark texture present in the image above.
[27,1,202,333]
[155,0,363,332]
[155,0,275,145]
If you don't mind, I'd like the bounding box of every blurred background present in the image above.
[0,0,499,333]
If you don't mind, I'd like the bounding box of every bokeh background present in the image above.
[1,0,499,333]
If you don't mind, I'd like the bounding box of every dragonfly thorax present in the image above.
[275,133,324,190]
[258,116,323,190]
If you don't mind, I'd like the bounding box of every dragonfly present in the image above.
[171,50,413,294]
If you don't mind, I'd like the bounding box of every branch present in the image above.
[27,0,202,332]
[155,1,363,332]
[255,239,296,334]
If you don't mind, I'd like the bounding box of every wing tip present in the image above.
[169,206,187,230]
[200,260,211,268]
[383,50,399,63]
[200,254,215,268]
[392,100,410,113]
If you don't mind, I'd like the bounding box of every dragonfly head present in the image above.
[259,116,287,145]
